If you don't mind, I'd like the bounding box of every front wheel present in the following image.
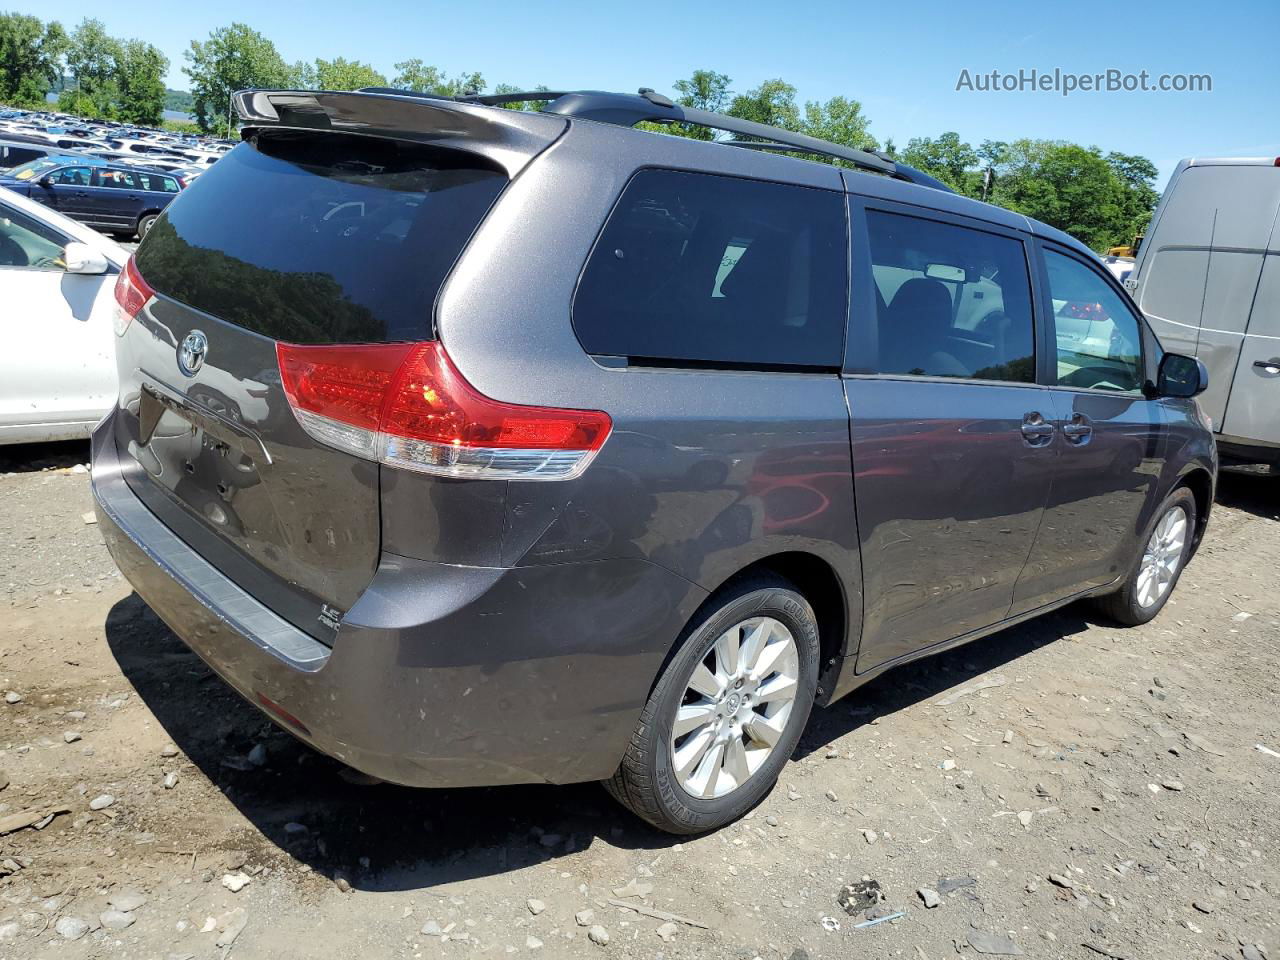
[1093,486,1196,626]
[604,577,819,834]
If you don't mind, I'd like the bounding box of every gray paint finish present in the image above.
[93,92,1219,791]
[845,377,1057,670]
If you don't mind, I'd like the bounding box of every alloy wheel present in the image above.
[668,616,800,800]
[1136,505,1187,608]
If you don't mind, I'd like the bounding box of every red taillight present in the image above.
[112,256,153,336]
[276,341,612,480]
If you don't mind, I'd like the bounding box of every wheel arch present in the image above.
[1176,466,1213,554]
[694,551,851,706]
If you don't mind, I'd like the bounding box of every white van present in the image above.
[1127,157,1280,468]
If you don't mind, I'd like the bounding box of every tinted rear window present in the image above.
[867,211,1035,382]
[134,131,506,344]
[573,169,847,369]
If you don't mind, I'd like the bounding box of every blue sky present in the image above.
[13,0,1279,184]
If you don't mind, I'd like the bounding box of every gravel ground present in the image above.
[1,443,1278,960]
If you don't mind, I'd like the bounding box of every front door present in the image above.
[43,166,96,220]
[847,204,1056,672]
[1012,245,1165,612]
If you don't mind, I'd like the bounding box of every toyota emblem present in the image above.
[178,330,208,377]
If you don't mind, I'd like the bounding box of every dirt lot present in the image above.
[1,441,1277,960]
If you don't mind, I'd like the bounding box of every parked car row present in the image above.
[0,106,232,238]
[0,106,232,167]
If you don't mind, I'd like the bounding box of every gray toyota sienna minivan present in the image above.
[92,87,1217,834]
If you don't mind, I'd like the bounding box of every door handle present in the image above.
[1254,358,1280,375]
[1020,411,1055,446]
[1062,412,1093,445]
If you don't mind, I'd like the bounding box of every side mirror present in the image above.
[1157,352,1208,398]
[38,175,54,187]
[63,242,108,275]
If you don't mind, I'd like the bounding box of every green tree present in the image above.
[390,59,483,96]
[115,39,168,125]
[1105,151,1161,238]
[491,82,551,110]
[801,95,878,153]
[0,12,66,106]
[301,57,386,91]
[726,78,800,131]
[183,23,299,135]
[62,18,120,117]
[976,139,1007,168]
[991,140,1130,250]
[900,132,978,192]
[668,69,731,139]
[55,88,98,116]
[674,69,731,113]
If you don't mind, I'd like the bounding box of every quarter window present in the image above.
[1043,250,1144,393]
[573,169,847,369]
[866,211,1035,382]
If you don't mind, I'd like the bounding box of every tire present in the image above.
[604,576,819,834]
[137,213,158,239]
[1092,486,1196,626]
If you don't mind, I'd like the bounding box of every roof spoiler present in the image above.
[231,89,566,177]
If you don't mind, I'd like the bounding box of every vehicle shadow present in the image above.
[105,590,1096,892]
[799,603,1096,761]
[104,592,672,893]
[1215,467,1278,521]
[0,439,90,473]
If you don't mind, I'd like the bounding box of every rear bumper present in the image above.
[91,413,706,787]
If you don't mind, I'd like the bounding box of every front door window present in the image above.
[1044,250,1144,393]
[0,205,67,269]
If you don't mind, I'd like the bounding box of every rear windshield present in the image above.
[134,131,507,344]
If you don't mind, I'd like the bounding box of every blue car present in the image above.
[0,154,183,238]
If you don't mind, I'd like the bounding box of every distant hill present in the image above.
[45,76,192,114]
[164,89,193,114]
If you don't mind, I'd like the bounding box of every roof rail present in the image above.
[718,139,953,192]
[355,86,952,192]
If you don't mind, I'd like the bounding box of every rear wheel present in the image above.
[1093,486,1196,626]
[604,577,819,834]
[137,213,158,239]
